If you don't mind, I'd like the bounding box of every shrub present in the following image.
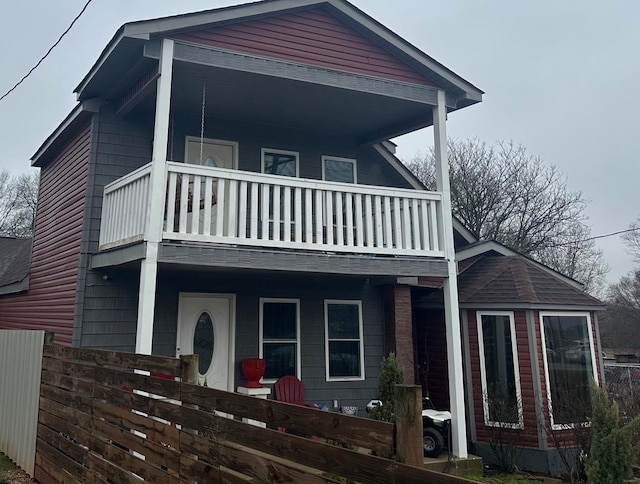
[370,352,404,423]
[585,386,640,484]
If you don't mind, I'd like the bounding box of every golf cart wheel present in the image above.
[423,427,445,458]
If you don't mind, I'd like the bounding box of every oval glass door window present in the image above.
[193,312,214,375]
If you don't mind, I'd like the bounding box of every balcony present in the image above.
[98,162,444,259]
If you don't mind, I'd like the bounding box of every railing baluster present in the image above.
[203,175,213,236]
[166,172,177,235]
[326,191,334,246]
[295,187,302,243]
[250,183,259,239]
[283,186,291,243]
[261,184,270,241]
[179,174,190,234]
[345,192,354,247]
[335,192,344,246]
[273,185,281,242]
[238,181,248,239]
[305,189,313,244]
[215,178,226,237]
[393,197,402,249]
[354,194,363,247]
[429,200,439,252]
[373,196,383,248]
[314,189,323,245]
[192,175,201,235]
[402,198,411,250]
[410,199,421,250]
[228,179,238,238]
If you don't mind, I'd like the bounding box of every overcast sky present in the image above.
[0,1,638,284]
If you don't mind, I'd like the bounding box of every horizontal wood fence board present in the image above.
[86,452,143,484]
[40,382,92,413]
[180,383,394,454]
[90,435,180,483]
[94,366,181,400]
[92,417,180,471]
[180,431,333,484]
[36,437,87,481]
[42,355,96,380]
[43,344,182,376]
[179,454,254,483]
[40,368,94,395]
[93,382,182,424]
[38,408,91,445]
[39,396,92,429]
[92,399,180,449]
[35,451,79,484]
[37,424,88,466]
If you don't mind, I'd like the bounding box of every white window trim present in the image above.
[321,155,357,184]
[476,311,524,429]
[539,311,599,430]
[324,299,365,382]
[259,298,301,383]
[261,148,299,177]
[185,136,239,169]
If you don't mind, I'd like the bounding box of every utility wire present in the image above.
[543,227,640,249]
[0,0,94,103]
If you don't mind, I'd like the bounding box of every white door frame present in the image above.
[176,292,236,392]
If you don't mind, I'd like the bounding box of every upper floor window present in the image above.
[262,149,299,177]
[260,299,300,382]
[540,312,598,429]
[322,156,357,184]
[325,300,365,381]
[477,312,523,428]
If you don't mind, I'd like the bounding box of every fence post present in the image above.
[180,354,199,384]
[394,384,423,467]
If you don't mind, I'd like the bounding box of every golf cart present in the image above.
[366,397,451,458]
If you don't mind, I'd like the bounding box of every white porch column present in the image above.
[433,89,468,458]
[135,38,174,355]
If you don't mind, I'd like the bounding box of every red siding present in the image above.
[0,122,91,346]
[173,8,434,86]
[468,310,541,448]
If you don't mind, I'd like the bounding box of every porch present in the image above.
[98,161,444,258]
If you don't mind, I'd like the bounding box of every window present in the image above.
[262,149,299,177]
[322,156,357,183]
[325,300,365,381]
[540,312,598,428]
[477,312,523,428]
[260,299,300,381]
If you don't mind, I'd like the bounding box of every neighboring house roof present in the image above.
[0,237,32,295]
[457,254,604,310]
[456,239,583,289]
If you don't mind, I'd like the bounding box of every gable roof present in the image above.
[0,237,32,295]
[457,254,604,310]
[75,0,483,108]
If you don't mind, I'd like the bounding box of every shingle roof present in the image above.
[457,254,604,308]
[0,237,32,288]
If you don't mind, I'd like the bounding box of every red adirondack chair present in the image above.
[274,375,307,406]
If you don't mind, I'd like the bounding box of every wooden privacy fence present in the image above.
[36,343,476,483]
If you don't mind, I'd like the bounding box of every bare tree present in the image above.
[622,217,640,263]
[0,168,39,237]
[405,139,608,293]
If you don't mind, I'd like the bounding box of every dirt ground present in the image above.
[0,454,33,484]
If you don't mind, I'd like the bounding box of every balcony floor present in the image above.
[91,240,449,278]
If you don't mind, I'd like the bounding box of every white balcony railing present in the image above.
[99,164,151,250]
[99,161,444,258]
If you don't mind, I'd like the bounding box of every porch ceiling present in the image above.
[133,60,435,144]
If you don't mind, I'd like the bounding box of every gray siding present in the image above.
[154,270,384,411]
[74,107,153,347]
[170,115,412,189]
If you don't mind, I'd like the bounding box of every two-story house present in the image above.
[0,0,605,473]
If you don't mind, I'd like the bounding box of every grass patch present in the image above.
[466,473,546,484]
[0,454,14,472]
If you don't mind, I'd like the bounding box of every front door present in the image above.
[177,293,233,390]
